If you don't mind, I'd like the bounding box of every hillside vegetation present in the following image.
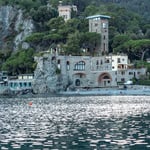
[0,0,149,75]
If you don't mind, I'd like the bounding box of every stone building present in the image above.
[32,14,147,93]
[33,53,146,93]
[87,15,110,55]
[57,54,146,88]
[8,74,33,91]
[58,2,77,22]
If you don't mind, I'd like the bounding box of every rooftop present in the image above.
[86,14,111,19]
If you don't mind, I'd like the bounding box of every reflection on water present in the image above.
[0,96,150,150]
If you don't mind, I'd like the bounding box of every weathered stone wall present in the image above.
[33,54,147,94]
[32,54,69,94]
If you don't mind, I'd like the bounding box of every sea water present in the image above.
[0,96,150,150]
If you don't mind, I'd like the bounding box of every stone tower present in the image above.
[58,1,77,22]
[87,15,110,55]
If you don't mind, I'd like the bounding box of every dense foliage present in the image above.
[114,39,150,61]
[0,0,149,75]
[2,49,35,75]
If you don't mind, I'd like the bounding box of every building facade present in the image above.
[8,74,34,91]
[87,15,110,55]
[58,4,77,22]
[33,53,146,91]
[55,54,146,89]
[32,13,146,91]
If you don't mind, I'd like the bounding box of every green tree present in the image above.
[64,31,81,55]
[116,39,150,61]
[47,0,59,8]
[19,0,40,10]
[83,5,99,16]
[2,49,35,75]
[80,32,101,55]
[30,5,58,30]
[112,34,131,53]
[43,33,63,46]
[145,29,150,39]
[47,17,65,31]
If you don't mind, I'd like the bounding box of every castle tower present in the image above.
[87,15,110,55]
[58,1,77,22]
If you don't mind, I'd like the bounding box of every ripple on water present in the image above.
[1,147,9,150]
[0,96,150,149]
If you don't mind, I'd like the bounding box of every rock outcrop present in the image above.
[0,6,34,51]
[14,9,34,50]
[32,53,69,94]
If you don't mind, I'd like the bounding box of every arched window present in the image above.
[19,82,22,87]
[24,82,27,87]
[57,59,60,69]
[96,60,99,65]
[74,61,85,71]
[96,60,99,69]
[29,82,31,87]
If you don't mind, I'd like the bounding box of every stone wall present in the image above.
[32,54,69,94]
[32,54,147,93]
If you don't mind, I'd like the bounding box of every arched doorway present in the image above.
[75,79,80,86]
[73,73,86,87]
[98,72,112,87]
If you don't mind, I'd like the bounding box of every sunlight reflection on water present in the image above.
[0,96,150,150]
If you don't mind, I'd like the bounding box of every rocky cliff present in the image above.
[0,6,34,51]
[32,53,69,94]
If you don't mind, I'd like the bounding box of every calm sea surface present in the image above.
[0,96,150,150]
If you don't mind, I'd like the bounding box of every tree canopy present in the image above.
[0,0,149,74]
[114,39,150,61]
[2,49,35,75]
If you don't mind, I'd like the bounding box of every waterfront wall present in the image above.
[32,53,147,94]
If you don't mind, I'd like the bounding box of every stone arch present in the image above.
[98,72,112,87]
[75,79,80,86]
[74,72,86,77]
[73,73,86,87]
